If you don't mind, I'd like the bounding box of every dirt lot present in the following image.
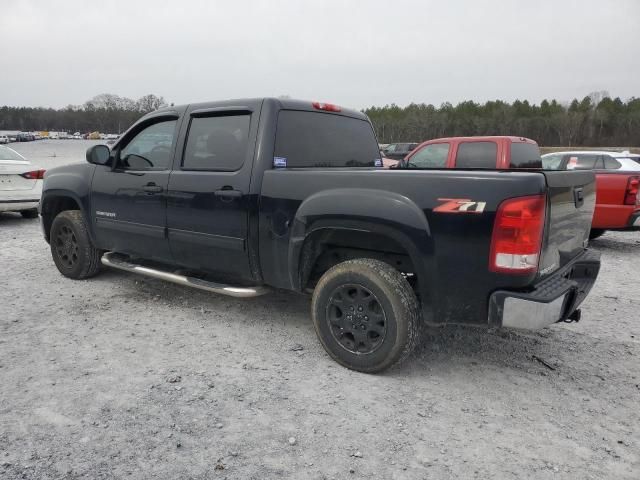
[1,214,639,479]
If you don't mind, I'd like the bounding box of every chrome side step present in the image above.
[101,252,269,298]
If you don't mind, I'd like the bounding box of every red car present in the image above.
[395,136,542,169]
[542,151,640,238]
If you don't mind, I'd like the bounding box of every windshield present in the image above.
[0,146,26,161]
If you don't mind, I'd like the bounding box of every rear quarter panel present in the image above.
[259,169,548,325]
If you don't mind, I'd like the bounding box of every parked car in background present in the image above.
[0,145,44,218]
[541,151,640,238]
[382,142,419,161]
[397,136,542,169]
[0,135,9,144]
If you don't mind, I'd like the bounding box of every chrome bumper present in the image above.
[488,249,600,330]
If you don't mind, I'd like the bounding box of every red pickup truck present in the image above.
[541,151,640,238]
[393,136,542,169]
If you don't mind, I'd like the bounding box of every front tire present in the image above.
[311,259,420,373]
[50,210,102,279]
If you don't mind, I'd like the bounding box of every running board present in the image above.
[101,252,269,298]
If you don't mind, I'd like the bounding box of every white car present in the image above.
[0,135,9,144]
[0,145,44,217]
[542,150,640,171]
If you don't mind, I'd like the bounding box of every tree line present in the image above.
[364,92,640,146]
[0,94,166,134]
[2,91,639,146]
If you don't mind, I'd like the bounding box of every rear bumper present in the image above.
[488,249,600,330]
[0,199,40,212]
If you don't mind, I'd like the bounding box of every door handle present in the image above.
[214,188,242,200]
[143,183,163,193]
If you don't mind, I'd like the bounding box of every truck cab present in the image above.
[399,136,541,169]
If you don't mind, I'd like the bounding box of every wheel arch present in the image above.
[40,190,89,243]
[287,188,435,322]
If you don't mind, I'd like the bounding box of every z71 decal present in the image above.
[433,198,486,214]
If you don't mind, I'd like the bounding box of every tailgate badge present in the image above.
[434,198,486,214]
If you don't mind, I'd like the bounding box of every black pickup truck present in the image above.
[40,98,601,372]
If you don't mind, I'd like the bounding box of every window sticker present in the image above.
[273,157,287,168]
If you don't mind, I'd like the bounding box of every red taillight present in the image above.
[624,176,640,206]
[312,101,341,112]
[20,169,46,179]
[490,194,546,274]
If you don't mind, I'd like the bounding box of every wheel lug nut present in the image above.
[358,306,363,312]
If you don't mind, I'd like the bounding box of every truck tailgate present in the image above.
[538,170,596,278]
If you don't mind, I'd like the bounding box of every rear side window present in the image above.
[510,142,542,168]
[455,142,497,168]
[182,114,250,171]
[274,111,380,168]
[406,143,449,168]
[603,156,622,169]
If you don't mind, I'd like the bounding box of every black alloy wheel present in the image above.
[326,283,387,355]
[54,224,80,268]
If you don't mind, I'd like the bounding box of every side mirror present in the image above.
[86,144,111,165]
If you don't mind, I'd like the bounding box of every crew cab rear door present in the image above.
[166,102,260,281]
[537,170,596,278]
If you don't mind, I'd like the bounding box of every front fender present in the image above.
[40,163,96,242]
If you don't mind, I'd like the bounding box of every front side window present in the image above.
[541,153,563,170]
[406,143,450,168]
[384,144,397,153]
[274,111,380,168]
[455,141,497,168]
[182,114,250,171]
[119,120,177,170]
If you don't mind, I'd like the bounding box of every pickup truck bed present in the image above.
[40,98,601,372]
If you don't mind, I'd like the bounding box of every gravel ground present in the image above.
[1,142,639,479]
[1,216,639,479]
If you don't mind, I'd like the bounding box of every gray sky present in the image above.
[1,0,638,109]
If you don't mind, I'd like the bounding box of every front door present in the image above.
[91,117,179,261]
[166,105,258,281]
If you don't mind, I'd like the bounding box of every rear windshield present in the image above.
[274,111,380,168]
[510,142,542,168]
[0,146,25,161]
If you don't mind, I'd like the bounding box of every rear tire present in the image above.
[589,229,605,240]
[50,210,102,279]
[20,208,38,218]
[311,258,420,373]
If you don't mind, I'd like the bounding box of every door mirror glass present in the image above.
[86,144,111,165]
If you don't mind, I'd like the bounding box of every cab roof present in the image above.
[154,98,368,121]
